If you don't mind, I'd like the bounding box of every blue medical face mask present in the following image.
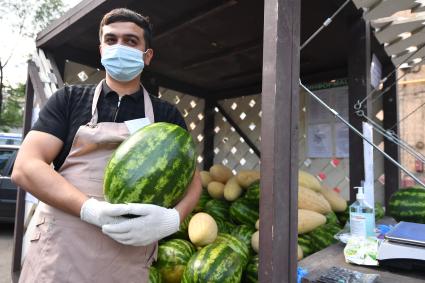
[101,44,147,82]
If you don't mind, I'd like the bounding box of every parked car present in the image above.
[0,133,22,145]
[0,144,19,223]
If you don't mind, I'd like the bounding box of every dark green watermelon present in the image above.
[389,187,425,223]
[215,233,250,266]
[298,234,314,257]
[375,202,385,221]
[325,211,340,227]
[193,189,211,212]
[204,199,230,221]
[231,225,256,250]
[243,255,259,283]
[181,243,243,283]
[156,239,196,283]
[230,198,259,227]
[244,180,260,202]
[148,266,162,283]
[104,122,196,207]
[307,224,340,252]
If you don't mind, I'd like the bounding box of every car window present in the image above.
[0,150,15,173]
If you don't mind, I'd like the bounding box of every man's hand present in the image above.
[80,198,130,227]
[102,203,180,246]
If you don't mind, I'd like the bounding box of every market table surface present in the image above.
[299,242,425,282]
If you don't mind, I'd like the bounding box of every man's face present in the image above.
[100,21,153,65]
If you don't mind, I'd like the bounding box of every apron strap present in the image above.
[89,80,155,125]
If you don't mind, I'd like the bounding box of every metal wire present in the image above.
[356,45,425,108]
[359,113,425,164]
[391,100,425,130]
[300,80,425,187]
[300,0,351,51]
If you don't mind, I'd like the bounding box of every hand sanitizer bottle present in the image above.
[349,186,375,238]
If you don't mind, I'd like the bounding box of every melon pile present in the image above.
[149,167,349,282]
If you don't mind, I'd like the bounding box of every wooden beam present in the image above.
[215,103,260,158]
[382,60,400,210]
[11,70,35,282]
[260,0,300,281]
[154,0,238,41]
[27,61,48,106]
[44,50,64,88]
[203,99,215,170]
[347,17,371,203]
[182,40,261,70]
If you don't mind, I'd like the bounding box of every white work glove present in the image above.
[80,198,130,227]
[102,203,180,246]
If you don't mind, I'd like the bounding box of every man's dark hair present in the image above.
[99,8,153,49]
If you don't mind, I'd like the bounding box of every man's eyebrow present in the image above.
[123,34,140,40]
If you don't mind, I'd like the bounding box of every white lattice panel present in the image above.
[158,88,205,169]
[212,95,261,173]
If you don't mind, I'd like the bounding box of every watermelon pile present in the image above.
[145,167,352,282]
[103,122,196,207]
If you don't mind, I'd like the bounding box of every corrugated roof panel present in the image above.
[385,27,425,55]
[374,16,425,43]
[352,0,380,10]
[364,0,418,21]
[413,5,425,13]
[392,44,425,66]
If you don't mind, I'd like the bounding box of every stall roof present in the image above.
[352,0,425,67]
[36,0,360,98]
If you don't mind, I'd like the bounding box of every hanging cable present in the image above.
[300,0,351,51]
[359,113,425,164]
[300,80,425,187]
[391,100,425,130]
[355,45,425,110]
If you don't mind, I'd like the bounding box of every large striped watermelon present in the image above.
[230,198,259,227]
[148,266,162,283]
[181,243,244,283]
[204,199,230,221]
[244,180,260,202]
[193,189,211,212]
[231,225,256,250]
[297,234,314,257]
[243,255,259,283]
[215,233,250,266]
[389,187,425,223]
[307,223,339,252]
[156,239,196,283]
[103,122,196,207]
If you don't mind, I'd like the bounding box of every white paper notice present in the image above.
[363,122,375,207]
[371,54,382,89]
[308,124,332,158]
[308,89,333,124]
[334,87,349,120]
[335,123,349,158]
[124,117,151,134]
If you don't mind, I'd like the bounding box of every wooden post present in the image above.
[260,0,300,281]
[382,61,399,209]
[11,70,35,282]
[347,18,371,202]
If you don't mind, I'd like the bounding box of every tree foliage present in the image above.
[0,0,65,123]
[0,83,25,132]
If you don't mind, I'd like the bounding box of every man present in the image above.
[12,8,201,283]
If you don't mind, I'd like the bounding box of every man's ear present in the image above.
[144,49,154,66]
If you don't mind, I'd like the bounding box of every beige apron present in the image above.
[19,81,157,283]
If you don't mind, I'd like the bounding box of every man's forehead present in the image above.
[102,22,145,37]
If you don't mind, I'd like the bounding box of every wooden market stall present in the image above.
[11,0,425,282]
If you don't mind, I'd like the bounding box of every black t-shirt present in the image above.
[32,81,187,170]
